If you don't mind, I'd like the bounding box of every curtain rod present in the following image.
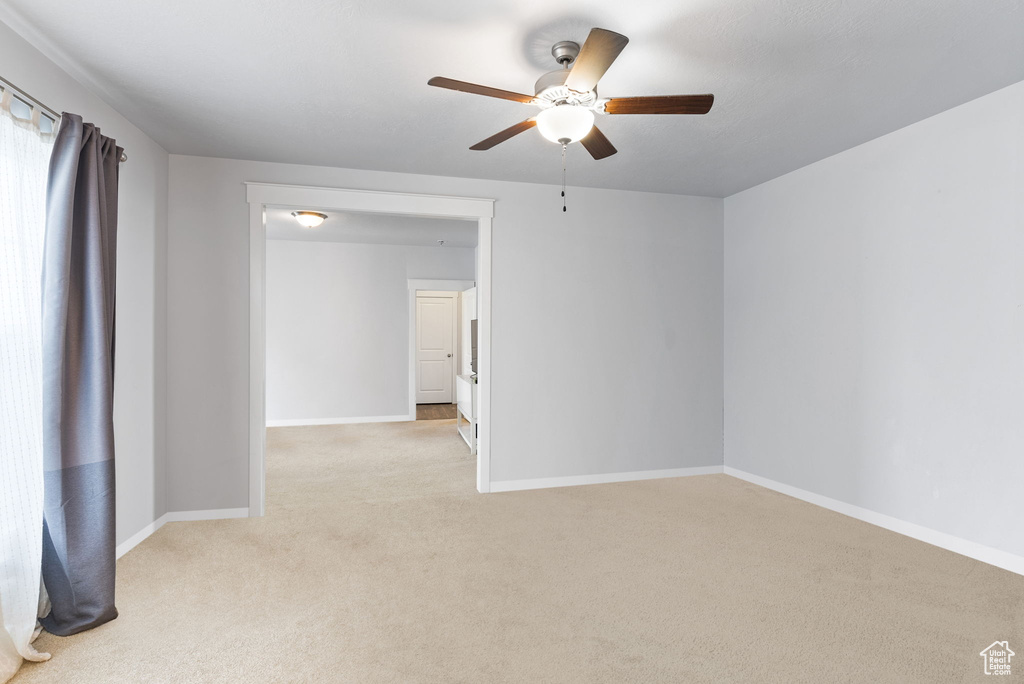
[1,74,128,163]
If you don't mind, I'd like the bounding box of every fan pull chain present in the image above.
[561,143,567,212]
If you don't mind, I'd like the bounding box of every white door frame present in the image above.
[246,182,495,515]
[409,282,474,415]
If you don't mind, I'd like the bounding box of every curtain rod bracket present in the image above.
[1,74,128,163]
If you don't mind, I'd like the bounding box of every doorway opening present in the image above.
[409,282,479,453]
[247,183,495,515]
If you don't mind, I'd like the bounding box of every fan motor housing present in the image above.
[534,69,598,108]
[534,69,569,95]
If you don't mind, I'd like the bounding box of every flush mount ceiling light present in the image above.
[291,211,328,228]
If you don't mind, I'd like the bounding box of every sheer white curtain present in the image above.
[0,89,54,682]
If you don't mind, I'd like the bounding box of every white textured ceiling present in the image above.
[4,0,1023,196]
[265,207,478,247]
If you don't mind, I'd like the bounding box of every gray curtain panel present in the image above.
[39,113,122,636]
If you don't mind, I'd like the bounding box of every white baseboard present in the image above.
[724,467,1024,577]
[116,513,169,559]
[164,507,250,523]
[266,415,412,427]
[115,507,250,559]
[490,465,724,493]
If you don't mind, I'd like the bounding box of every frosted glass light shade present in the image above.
[291,211,328,228]
[536,105,595,144]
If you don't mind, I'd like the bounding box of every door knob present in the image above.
[447,353,452,357]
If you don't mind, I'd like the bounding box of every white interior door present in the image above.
[416,293,456,404]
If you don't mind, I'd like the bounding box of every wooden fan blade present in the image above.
[580,125,617,160]
[470,118,537,150]
[604,94,714,115]
[565,28,629,93]
[428,77,535,104]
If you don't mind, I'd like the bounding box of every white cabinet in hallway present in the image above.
[456,374,477,454]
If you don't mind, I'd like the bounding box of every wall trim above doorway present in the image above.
[246,182,495,516]
[408,279,475,292]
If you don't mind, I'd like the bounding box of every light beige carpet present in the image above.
[14,421,1023,683]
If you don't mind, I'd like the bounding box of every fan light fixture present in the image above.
[291,211,328,228]
[536,105,594,144]
[428,27,716,211]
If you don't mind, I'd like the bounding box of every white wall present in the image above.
[266,240,474,422]
[166,155,724,509]
[725,80,1024,557]
[1,20,169,545]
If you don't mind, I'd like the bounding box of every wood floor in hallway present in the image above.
[416,403,458,420]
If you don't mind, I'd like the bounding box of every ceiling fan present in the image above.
[428,27,714,160]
